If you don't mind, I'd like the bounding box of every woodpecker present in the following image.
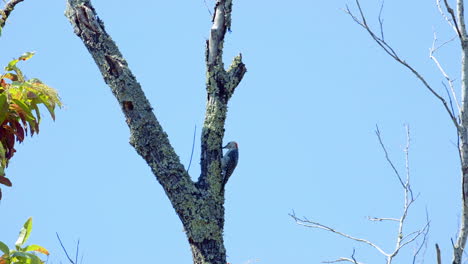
[221,141,239,188]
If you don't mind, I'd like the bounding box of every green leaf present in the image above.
[12,99,35,123]
[18,52,35,62]
[11,251,42,264]
[2,73,18,81]
[5,59,18,72]
[15,218,32,248]
[31,103,40,122]
[0,94,7,124]
[23,245,48,256]
[34,95,55,121]
[0,143,5,160]
[0,241,9,255]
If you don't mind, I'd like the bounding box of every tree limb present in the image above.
[199,0,246,192]
[290,212,389,257]
[437,0,460,37]
[442,0,463,39]
[456,0,467,40]
[65,0,196,218]
[0,0,24,29]
[436,243,442,264]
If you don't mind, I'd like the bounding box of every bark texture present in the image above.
[0,0,25,29]
[65,1,246,264]
[454,1,468,263]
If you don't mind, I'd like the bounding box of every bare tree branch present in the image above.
[323,249,364,264]
[378,0,385,40]
[293,126,429,264]
[56,233,77,264]
[442,0,463,39]
[347,1,468,263]
[290,212,389,257]
[412,210,430,264]
[345,0,460,130]
[375,125,405,189]
[443,81,458,123]
[430,31,460,112]
[404,125,414,200]
[368,216,399,222]
[0,0,24,29]
[186,125,197,172]
[436,243,442,264]
[438,0,460,36]
[323,258,365,264]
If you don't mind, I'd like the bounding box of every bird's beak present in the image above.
[222,144,228,149]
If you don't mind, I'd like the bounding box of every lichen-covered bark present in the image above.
[65,1,245,264]
[198,1,246,195]
[0,0,25,29]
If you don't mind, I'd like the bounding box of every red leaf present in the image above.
[12,120,25,142]
[0,176,11,187]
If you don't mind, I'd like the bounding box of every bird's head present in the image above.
[223,141,238,150]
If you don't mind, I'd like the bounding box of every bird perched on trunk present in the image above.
[221,141,239,188]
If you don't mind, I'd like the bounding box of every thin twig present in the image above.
[323,257,365,264]
[378,0,385,40]
[375,125,405,188]
[351,248,359,264]
[187,125,197,172]
[430,31,460,112]
[290,212,389,257]
[443,82,457,121]
[368,216,399,222]
[404,125,414,200]
[411,210,430,264]
[203,0,212,16]
[322,249,363,264]
[75,239,80,264]
[56,233,76,264]
[399,221,430,249]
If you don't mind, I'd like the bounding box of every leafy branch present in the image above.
[0,217,49,264]
[0,52,62,199]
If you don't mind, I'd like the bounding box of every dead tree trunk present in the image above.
[65,1,246,263]
[450,1,468,264]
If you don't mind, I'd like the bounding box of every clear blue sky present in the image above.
[0,0,462,263]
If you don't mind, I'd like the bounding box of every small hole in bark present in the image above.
[123,101,134,111]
